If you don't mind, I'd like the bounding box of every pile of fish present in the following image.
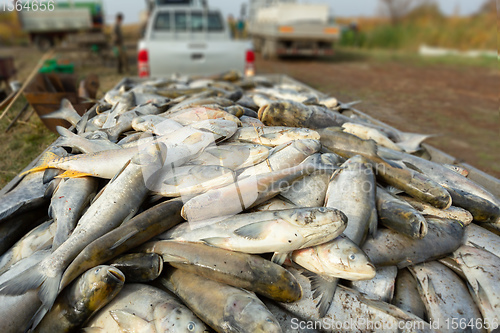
[0,71,499,333]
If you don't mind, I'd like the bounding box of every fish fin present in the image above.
[0,202,24,222]
[0,263,45,295]
[233,221,272,240]
[44,178,61,199]
[271,252,288,265]
[76,112,89,135]
[43,168,63,184]
[20,152,59,176]
[109,230,139,251]
[385,186,403,195]
[402,161,424,174]
[161,253,189,264]
[396,134,435,153]
[55,170,93,179]
[111,309,152,333]
[202,237,229,248]
[41,98,79,123]
[28,304,50,331]
[303,271,338,318]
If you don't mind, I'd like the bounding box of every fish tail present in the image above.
[303,271,338,318]
[20,151,59,176]
[0,263,45,295]
[41,98,80,122]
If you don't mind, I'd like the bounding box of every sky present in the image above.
[98,0,485,24]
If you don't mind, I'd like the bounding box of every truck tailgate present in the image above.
[147,40,249,76]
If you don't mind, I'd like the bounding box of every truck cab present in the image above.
[138,1,254,77]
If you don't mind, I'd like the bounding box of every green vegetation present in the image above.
[340,2,496,51]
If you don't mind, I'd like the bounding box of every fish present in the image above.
[140,240,302,302]
[109,253,163,283]
[152,165,235,198]
[169,207,346,256]
[0,143,168,329]
[41,98,81,127]
[131,115,183,135]
[101,91,136,128]
[237,139,321,179]
[451,246,500,332]
[347,266,398,303]
[290,234,376,280]
[400,196,474,226]
[21,128,214,179]
[392,268,426,320]
[279,267,432,333]
[463,223,500,257]
[240,115,265,127]
[166,106,242,126]
[342,122,403,151]
[251,197,297,212]
[48,176,98,249]
[442,163,469,177]
[85,283,209,333]
[318,128,452,209]
[56,126,122,153]
[188,142,270,171]
[408,261,485,333]
[228,126,320,147]
[181,152,328,221]
[0,220,56,274]
[376,186,428,239]
[60,199,184,290]
[158,267,282,333]
[258,101,353,129]
[362,218,465,268]
[34,265,125,333]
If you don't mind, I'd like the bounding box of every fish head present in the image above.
[281,207,348,248]
[316,236,376,280]
[77,265,125,313]
[153,302,208,333]
[223,293,281,333]
[291,139,321,157]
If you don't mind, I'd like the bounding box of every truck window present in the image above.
[154,12,171,31]
[207,12,223,31]
[174,11,188,31]
[191,12,203,32]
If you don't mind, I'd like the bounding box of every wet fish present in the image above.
[400,196,473,226]
[60,199,184,290]
[362,218,464,268]
[0,220,56,274]
[34,265,125,333]
[153,165,235,198]
[0,143,167,329]
[408,261,485,333]
[85,283,208,333]
[166,106,242,126]
[228,126,320,147]
[56,126,121,153]
[109,253,163,283]
[376,186,428,239]
[463,223,500,257]
[348,266,398,303]
[159,267,282,333]
[48,176,98,249]
[131,114,183,135]
[188,142,270,171]
[392,268,426,320]
[181,153,327,221]
[140,240,302,302]
[451,246,500,332]
[171,207,346,256]
[342,122,402,151]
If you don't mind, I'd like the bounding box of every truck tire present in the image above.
[262,39,277,60]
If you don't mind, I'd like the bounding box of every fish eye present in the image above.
[318,207,326,212]
[349,254,356,260]
[187,321,195,331]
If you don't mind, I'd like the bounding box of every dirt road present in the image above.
[256,52,500,178]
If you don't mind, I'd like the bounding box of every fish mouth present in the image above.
[108,268,126,282]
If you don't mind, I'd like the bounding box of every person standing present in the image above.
[113,13,129,74]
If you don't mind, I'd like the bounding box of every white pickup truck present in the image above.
[138,3,255,77]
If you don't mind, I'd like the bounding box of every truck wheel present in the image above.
[34,36,53,52]
[262,40,277,60]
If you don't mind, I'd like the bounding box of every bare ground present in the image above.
[256,51,500,178]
